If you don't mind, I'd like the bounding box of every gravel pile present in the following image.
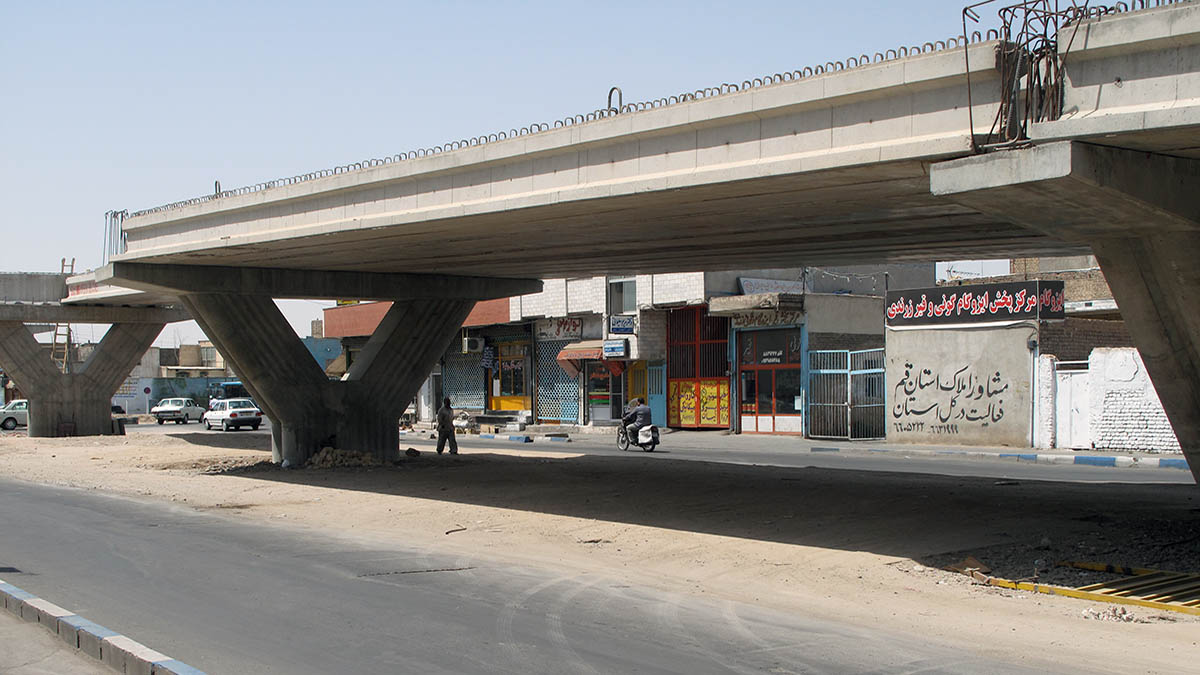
[305,447,382,469]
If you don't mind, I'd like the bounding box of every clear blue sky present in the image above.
[1,0,1001,343]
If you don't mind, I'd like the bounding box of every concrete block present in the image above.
[696,120,762,167]
[153,660,209,675]
[822,60,905,101]
[20,597,73,633]
[56,614,83,648]
[750,77,825,113]
[0,583,34,616]
[1074,455,1117,467]
[636,133,698,175]
[72,617,120,659]
[103,634,173,675]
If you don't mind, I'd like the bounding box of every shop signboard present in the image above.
[535,318,583,340]
[602,339,628,358]
[739,278,807,294]
[885,280,1065,327]
[608,315,636,334]
[480,345,499,371]
[730,310,804,329]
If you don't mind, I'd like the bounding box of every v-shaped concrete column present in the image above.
[932,142,1200,482]
[179,294,475,465]
[0,321,163,436]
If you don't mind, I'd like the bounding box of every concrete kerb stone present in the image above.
[21,596,73,634]
[0,579,205,673]
[103,634,172,675]
[479,433,533,443]
[0,581,35,616]
[819,445,1190,470]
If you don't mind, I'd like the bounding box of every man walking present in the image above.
[436,396,458,455]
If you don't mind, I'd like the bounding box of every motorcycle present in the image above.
[617,423,659,452]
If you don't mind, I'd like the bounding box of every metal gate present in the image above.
[807,348,885,440]
[535,339,578,423]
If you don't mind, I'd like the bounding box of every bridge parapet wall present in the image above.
[1035,1,1200,142]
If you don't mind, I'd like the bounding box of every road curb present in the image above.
[823,446,1188,470]
[0,578,205,674]
[532,435,571,443]
[479,433,533,443]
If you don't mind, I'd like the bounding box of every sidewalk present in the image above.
[0,604,105,674]
[404,424,1193,472]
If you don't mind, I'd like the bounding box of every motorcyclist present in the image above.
[622,398,653,444]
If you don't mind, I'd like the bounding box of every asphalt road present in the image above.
[0,478,1065,675]
[124,420,1195,484]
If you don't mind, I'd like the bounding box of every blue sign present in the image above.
[602,339,628,358]
[609,315,636,334]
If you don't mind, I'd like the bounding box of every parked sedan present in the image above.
[0,399,29,430]
[203,398,263,431]
[151,398,205,425]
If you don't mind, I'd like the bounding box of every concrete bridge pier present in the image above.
[932,141,1200,482]
[180,294,476,466]
[101,263,542,465]
[0,319,164,437]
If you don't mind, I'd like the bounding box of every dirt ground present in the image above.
[1,431,1197,674]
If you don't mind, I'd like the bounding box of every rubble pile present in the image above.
[1083,606,1142,623]
[305,447,382,469]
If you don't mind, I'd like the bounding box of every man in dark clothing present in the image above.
[622,398,653,444]
[436,397,458,455]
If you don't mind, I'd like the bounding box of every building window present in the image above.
[200,346,218,367]
[608,277,636,315]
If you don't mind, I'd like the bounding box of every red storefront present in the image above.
[737,327,805,434]
[666,307,730,428]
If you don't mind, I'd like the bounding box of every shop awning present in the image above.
[555,339,606,378]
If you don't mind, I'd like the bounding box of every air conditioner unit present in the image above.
[462,336,484,353]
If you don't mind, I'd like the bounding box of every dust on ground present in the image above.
[1,431,1197,674]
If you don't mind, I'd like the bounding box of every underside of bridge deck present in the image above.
[933,142,1200,482]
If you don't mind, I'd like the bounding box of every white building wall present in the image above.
[1034,354,1057,449]
[1088,348,1181,453]
[514,278,567,320]
[638,273,705,308]
[633,311,667,361]
[567,277,605,314]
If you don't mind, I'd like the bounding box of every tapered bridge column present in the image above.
[932,142,1200,482]
[100,263,543,466]
[0,320,164,437]
[180,294,474,465]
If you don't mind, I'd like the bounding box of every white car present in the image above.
[151,398,205,425]
[203,398,263,431]
[0,399,29,430]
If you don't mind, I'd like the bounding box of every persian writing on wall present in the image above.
[891,362,1010,434]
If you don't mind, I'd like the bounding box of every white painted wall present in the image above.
[1088,348,1181,453]
[1034,354,1056,449]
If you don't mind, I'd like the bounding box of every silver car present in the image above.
[151,398,205,425]
[0,399,29,430]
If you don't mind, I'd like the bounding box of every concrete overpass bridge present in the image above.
[7,2,1198,477]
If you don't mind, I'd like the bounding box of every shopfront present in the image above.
[737,327,805,434]
[586,361,625,422]
[666,306,731,428]
[489,340,531,411]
